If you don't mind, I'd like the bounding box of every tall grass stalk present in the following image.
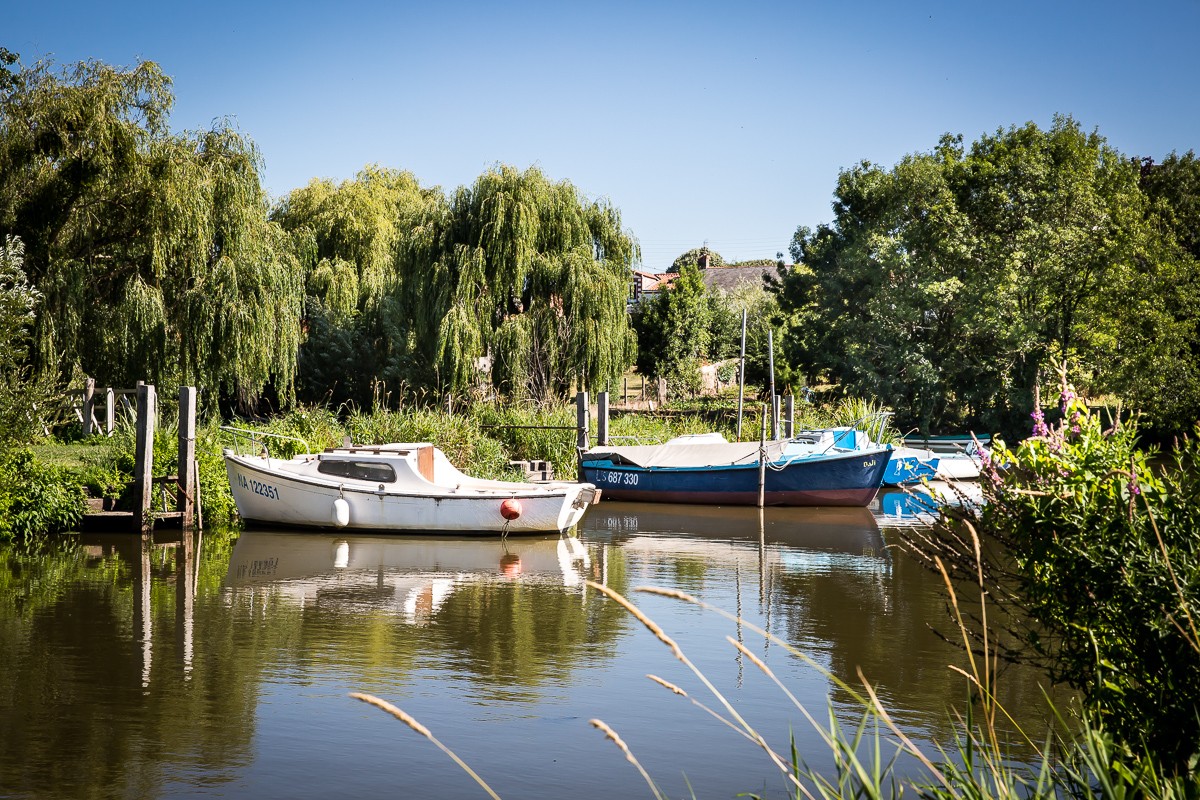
[588,718,670,800]
[599,572,1129,800]
[586,580,806,794]
[349,692,503,800]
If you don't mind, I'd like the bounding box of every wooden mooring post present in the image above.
[178,386,197,531]
[575,390,589,481]
[85,382,200,534]
[133,384,157,534]
[597,391,609,447]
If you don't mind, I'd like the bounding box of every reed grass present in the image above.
[349,548,1188,799]
[589,718,669,800]
[588,566,1182,799]
[349,692,503,800]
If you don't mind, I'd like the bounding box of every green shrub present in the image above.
[916,383,1200,773]
[0,449,87,540]
[196,420,238,525]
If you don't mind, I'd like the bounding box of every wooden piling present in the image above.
[178,386,197,531]
[736,309,747,441]
[104,387,115,435]
[134,384,156,534]
[757,409,767,508]
[768,329,776,392]
[784,395,795,439]
[597,391,609,447]
[82,378,96,436]
[576,391,589,482]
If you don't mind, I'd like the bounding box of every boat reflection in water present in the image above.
[872,481,985,527]
[224,530,592,621]
[580,501,889,580]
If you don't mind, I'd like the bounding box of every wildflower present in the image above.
[1059,386,1077,414]
[1030,408,1050,438]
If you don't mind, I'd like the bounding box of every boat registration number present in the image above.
[598,470,639,486]
[239,473,280,500]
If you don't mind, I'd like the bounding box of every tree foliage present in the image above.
[775,116,1200,436]
[0,57,303,403]
[280,164,638,403]
[667,246,725,273]
[434,165,638,400]
[633,261,711,393]
[1140,150,1200,260]
[0,235,54,446]
[272,165,444,406]
[635,263,786,397]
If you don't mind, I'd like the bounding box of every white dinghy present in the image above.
[223,430,600,535]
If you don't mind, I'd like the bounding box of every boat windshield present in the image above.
[316,459,397,483]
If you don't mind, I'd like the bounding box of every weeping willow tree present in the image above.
[272,165,448,406]
[394,165,638,401]
[0,56,302,403]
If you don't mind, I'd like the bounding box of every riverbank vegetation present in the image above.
[901,381,1200,777]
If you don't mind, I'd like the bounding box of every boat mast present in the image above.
[736,309,747,440]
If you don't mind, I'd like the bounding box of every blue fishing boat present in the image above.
[881,447,940,485]
[580,435,891,507]
[901,433,991,480]
[789,427,938,486]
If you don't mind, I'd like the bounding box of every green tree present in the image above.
[1112,151,1200,431]
[667,246,724,273]
[277,164,638,403]
[777,117,1179,435]
[633,261,712,394]
[0,57,302,404]
[0,48,16,93]
[779,141,982,430]
[0,235,52,445]
[272,166,446,406]
[1140,150,1200,260]
[398,165,637,400]
[711,281,785,390]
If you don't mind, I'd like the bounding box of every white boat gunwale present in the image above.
[227,452,587,501]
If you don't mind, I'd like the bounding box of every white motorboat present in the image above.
[223,432,600,535]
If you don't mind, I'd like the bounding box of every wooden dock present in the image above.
[79,382,200,534]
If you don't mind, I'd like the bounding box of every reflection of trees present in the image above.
[770,532,1065,754]
[0,530,257,799]
[0,528,636,798]
[432,581,627,697]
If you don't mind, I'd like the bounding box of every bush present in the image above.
[0,449,87,541]
[910,383,1200,773]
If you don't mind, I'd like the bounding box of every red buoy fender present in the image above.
[500,498,522,520]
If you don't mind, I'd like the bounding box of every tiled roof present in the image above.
[699,264,781,292]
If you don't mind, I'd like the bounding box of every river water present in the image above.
[0,485,1058,800]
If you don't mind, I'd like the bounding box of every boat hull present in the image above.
[581,448,889,507]
[933,454,982,480]
[882,448,940,486]
[225,454,597,534]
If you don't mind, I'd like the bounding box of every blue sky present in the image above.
[8,0,1199,270]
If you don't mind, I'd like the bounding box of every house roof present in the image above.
[699,264,783,293]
